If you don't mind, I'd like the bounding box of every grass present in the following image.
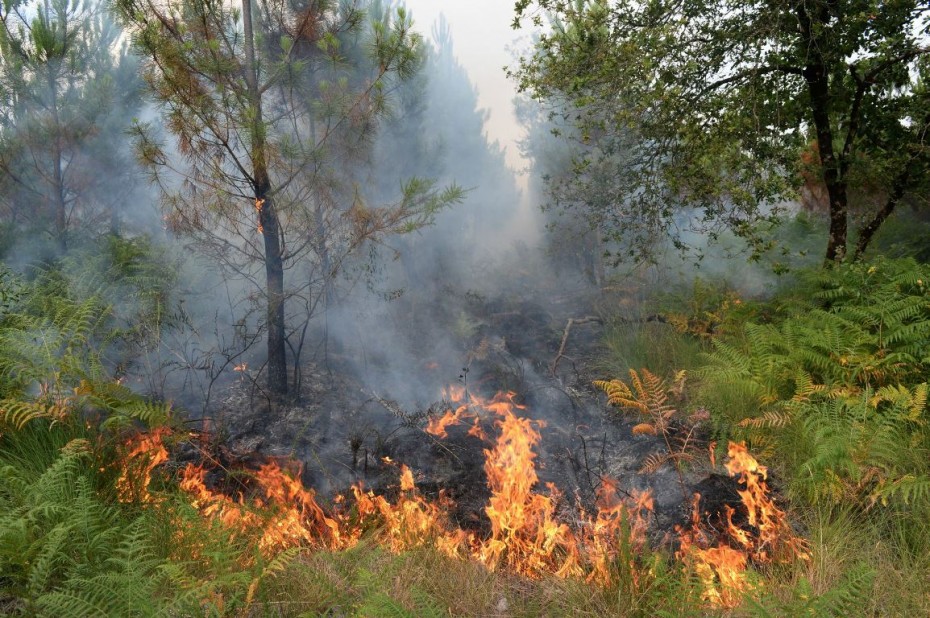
[4,257,930,615]
[262,542,709,617]
[597,320,706,379]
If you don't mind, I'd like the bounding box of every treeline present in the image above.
[0,0,523,401]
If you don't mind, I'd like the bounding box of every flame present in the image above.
[118,394,804,597]
[255,198,265,234]
[425,390,653,580]
[425,384,475,438]
[474,393,581,577]
[723,441,807,562]
[116,427,170,503]
[179,459,345,555]
[676,442,809,608]
[352,464,459,555]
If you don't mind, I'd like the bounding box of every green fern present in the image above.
[747,564,874,617]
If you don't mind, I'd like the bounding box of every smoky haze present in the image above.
[0,0,767,540]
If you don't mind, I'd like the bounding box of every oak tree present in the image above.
[513,0,930,263]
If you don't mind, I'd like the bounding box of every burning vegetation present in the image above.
[117,386,808,608]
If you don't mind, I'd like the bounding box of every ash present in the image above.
[210,269,712,544]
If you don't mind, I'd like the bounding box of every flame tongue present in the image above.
[425,384,476,438]
[475,393,580,576]
[677,442,809,607]
[173,456,347,555]
[116,388,805,602]
[116,427,170,503]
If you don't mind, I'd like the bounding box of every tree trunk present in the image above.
[854,168,910,259]
[243,0,288,399]
[797,2,848,263]
[314,202,335,363]
[257,187,288,398]
[48,67,67,253]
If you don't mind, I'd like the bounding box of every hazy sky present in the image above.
[401,0,529,173]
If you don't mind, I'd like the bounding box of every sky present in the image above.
[401,0,530,174]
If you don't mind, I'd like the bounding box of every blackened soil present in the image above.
[200,277,735,547]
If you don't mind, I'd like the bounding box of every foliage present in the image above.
[512,0,930,262]
[596,369,703,490]
[598,320,705,380]
[0,0,143,251]
[0,243,178,428]
[698,257,930,512]
[118,0,463,397]
[659,279,750,340]
[0,419,309,615]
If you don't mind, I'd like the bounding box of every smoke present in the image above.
[0,0,697,524]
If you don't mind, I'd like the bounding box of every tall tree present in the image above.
[0,0,133,251]
[120,0,460,399]
[513,0,930,263]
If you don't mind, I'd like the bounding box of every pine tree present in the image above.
[0,0,136,253]
[119,0,461,399]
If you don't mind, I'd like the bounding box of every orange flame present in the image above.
[425,384,474,438]
[116,427,170,503]
[255,198,265,234]
[119,395,804,597]
[179,459,345,555]
[677,442,808,608]
[724,442,807,563]
[161,388,659,580]
[352,465,459,555]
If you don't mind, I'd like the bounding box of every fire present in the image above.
[179,460,345,555]
[352,464,459,555]
[116,427,170,503]
[255,198,265,234]
[677,442,809,608]
[116,391,805,601]
[724,442,807,562]
[424,389,654,580]
[425,384,475,438]
[475,393,581,577]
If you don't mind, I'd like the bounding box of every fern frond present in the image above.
[639,452,672,474]
[594,378,647,413]
[870,474,930,507]
[738,409,793,429]
[0,400,57,429]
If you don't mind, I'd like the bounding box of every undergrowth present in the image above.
[3,253,929,615]
[626,256,930,615]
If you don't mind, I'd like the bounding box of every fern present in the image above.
[597,369,703,496]
[747,564,874,617]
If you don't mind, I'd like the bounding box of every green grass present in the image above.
[597,320,706,379]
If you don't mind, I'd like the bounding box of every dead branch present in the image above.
[550,316,603,375]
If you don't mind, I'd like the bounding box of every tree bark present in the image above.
[854,168,910,259]
[243,0,288,399]
[796,2,848,263]
[47,66,67,253]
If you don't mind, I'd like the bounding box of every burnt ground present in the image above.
[205,275,737,545]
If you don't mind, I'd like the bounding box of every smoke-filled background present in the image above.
[0,0,788,472]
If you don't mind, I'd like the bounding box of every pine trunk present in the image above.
[243,0,288,399]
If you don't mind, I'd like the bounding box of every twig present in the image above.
[550,316,603,375]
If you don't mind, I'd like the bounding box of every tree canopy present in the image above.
[512,0,930,263]
[0,0,141,251]
[118,0,461,398]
